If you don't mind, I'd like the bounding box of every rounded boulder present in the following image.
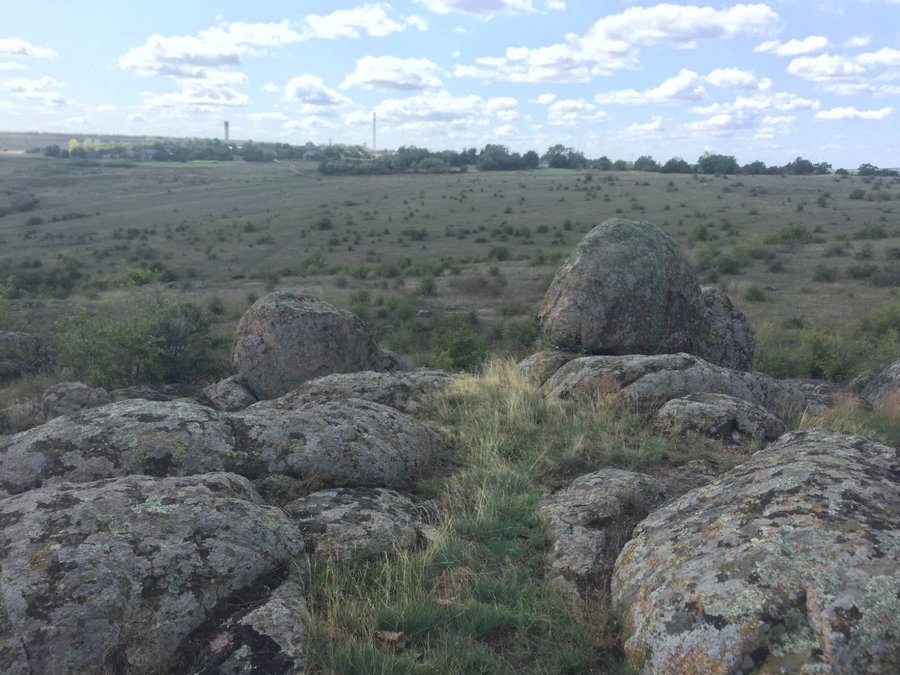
[232,292,382,400]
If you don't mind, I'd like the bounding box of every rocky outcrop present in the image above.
[202,374,258,412]
[283,487,434,562]
[862,358,900,406]
[515,350,579,385]
[110,383,203,402]
[232,292,382,400]
[654,393,786,444]
[41,381,111,420]
[539,219,702,356]
[0,330,54,380]
[0,472,307,674]
[538,469,666,597]
[544,353,807,418]
[694,287,755,371]
[250,370,453,415]
[612,429,900,674]
[0,399,43,435]
[783,378,868,415]
[0,398,442,499]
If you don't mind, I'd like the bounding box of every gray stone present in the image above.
[110,382,203,402]
[538,469,666,597]
[539,219,703,356]
[515,350,579,385]
[0,330,54,380]
[284,487,435,562]
[232,292,382,400]
[862,358,900,407]
[0,472,307,674]
[695,287,755,371]
[41,381,111,420]
[654,392,787,444]
[612,429,900,674]
[783,377,869,416]
[202,374,258,412]
[250,369,452,415]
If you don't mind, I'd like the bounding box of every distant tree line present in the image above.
[33,137,896,177]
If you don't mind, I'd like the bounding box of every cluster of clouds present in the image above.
[1,1,896,158]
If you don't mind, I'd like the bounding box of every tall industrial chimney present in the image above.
[224,121,230,142]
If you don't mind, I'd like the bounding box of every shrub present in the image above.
[812,264,840,282]
[847,262,878,280]
[744,286,766,302]
[849,188,866,200]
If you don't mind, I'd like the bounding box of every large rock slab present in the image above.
[694,287,755,372]
[612,429,900,674]
[538,469,666,597]
[654,393,786,444]
[250,369,453,415]
[232,292,382,400]
[283,487,434,562]
[41,381,112,420]
[539,219,702,356]
[201,374,258,412]
[0,330,54,380]
[515,350,579,385]
[544,353,807,418]
[0,472,307,674]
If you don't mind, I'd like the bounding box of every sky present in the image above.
[1,1,898,168]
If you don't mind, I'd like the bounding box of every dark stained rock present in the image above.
[41,381,111,420]
[283,487,435,562]
[0,330,54,380]
[202,374,258,412]
[250,369,453,415]
[110,382,203,402]
[0,472,307,674]
[654,392,787,444]
[538,469,666,597]
[539,219,703,356]
[612,429,900,674]
[695,287,755,371]
[232,292,382,400]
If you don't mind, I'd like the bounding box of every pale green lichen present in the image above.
[131,495,179,515]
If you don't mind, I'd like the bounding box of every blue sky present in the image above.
[1,1,898,167]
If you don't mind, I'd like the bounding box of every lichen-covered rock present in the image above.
[283,487,434,561]
[862,358,900,406]
[250,370,452,415]
[0,330,54,380]
[0,472,307,674]
[41,381,111,420]
[544,352,807,418]
[654,393,786,444]
[612,429,900,674]
[230,399,442,494]
[202,374,258,412]
[0,400,239,496]
[515,350,580,385]
[538,219,703,355]
[695,288,755,371]
[232,292,382,400]
[110,382,203,402]
[783,378,868,415]
[538,469,666,597]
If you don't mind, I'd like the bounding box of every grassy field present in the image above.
[1,151,898,378]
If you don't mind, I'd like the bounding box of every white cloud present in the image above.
[786,54,865,84]
[94,104,117,113]
[0,62,27,71]
[547,98,606,126]
[705,68,771,91]
[755,114,796,140]
[857,48,900,67]
[0,38,56,59]
[685,112,755,134]
[531,92,556,104]
[143,82,249,110]
[413,0,536,15]
[1,76,67,105]
[755,35,829,56]
[262,82,279,93]
[692,92,819,115]
[303,4,409,39]
[595,69,705,105]
[815,106,892,120]
[787,49,900,94]
[283,75,350,107]
[248,112,289,121]
[368,90,520,132]
[127,113,146,122]
[547,1,566,9]
[405,15,429,31]
[627,116,664,133]
[341,56,442,90]
[455,43,595,83]
[845,35,870,48]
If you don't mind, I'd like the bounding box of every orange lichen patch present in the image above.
[26,543,54,572]
[666,646,732,675]
[700,520,726,542]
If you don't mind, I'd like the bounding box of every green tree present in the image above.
[660,157,692,173]
[697,152,739,175]
[633,155,660,172]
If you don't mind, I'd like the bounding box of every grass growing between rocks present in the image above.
[306,358,718,674]
[801,394,900,447]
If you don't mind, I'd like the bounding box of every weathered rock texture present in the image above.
[515,350,579,385]
[41,381,111,420]
[0,330,54,380]
[695,288,755,371]
[0,398,441,498]
[250,370,453,415]
[544,353,807,419]
[538,469,666,596]
[612,429,900,674]
[202,374,258,412]
[232,292,382,400]
[110,383,203,402]
[783,378,868,416]
[654,393,786,444]
[862,358,900,406]
[0,472,307,674]
[539,219,701,356]
[284,487,434,562]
